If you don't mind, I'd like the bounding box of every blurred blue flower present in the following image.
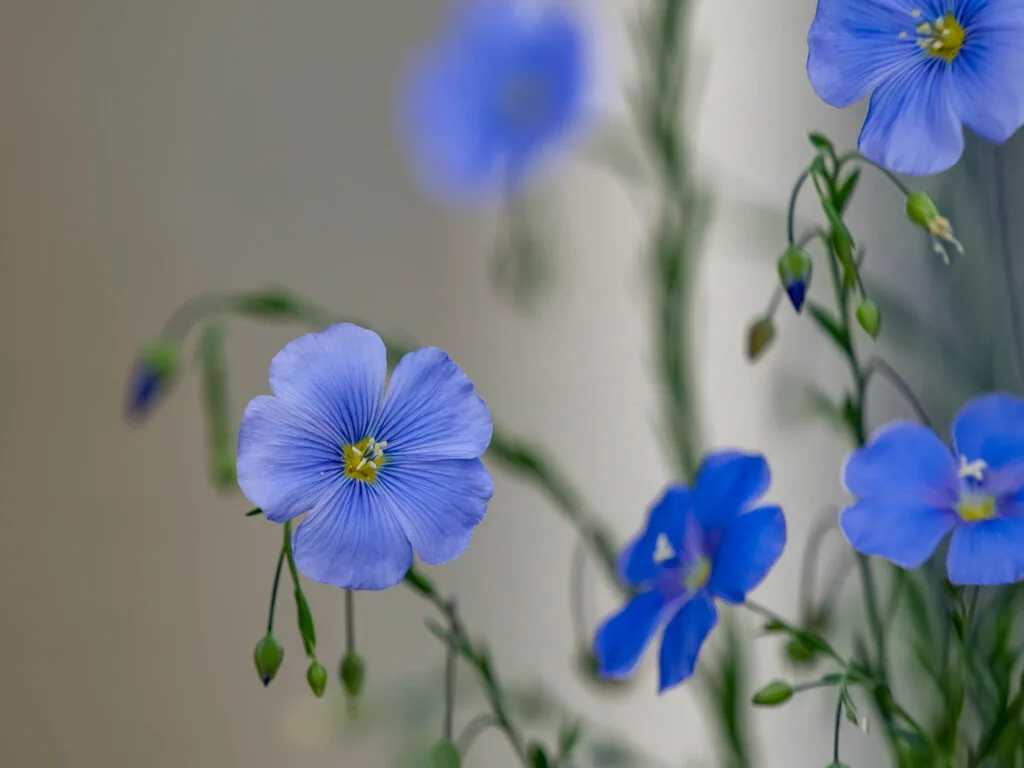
[594,453,786,691]
[807,0,1024,175]
[398,0,588,203]
[237,323,494,590]
[125,338,181,421]
[842,393,1024,585]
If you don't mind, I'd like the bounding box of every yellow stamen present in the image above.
[957,495,996,522]
[913,12,965,61]
[342,437,387,483]
[684,555,712,591]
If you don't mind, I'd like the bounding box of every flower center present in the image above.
[908,11,965,61]
[683,555,712,592]
[957,455,995,521]
[342,436,387,483]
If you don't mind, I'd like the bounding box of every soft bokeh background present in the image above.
[0,1,939,766]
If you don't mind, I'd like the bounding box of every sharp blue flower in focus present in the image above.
[807,0,1024,175]
[237,323,494,590]
[398,0,588,203]
[841,393,1024,585]
[593,452,786,692]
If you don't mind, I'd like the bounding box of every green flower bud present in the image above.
[253,633,284,686]
[777,247,813,313]
[752,680,794,707]
[306,660,328,698]
[906,191,962,264]
[785,636,818,665]
[340,652,365,699]
[855,299,881,339]
[427,740,462,768]
[126,338,182,420]
[746,317,776,362]
[527,743,551,768]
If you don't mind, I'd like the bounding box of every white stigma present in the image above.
[959,455,987,482]
[653,533,676,565]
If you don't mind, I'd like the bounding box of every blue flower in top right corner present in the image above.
[807,0,1024,175]
[842,393,1024,586]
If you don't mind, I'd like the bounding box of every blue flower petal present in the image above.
[947,518,1024,586]
[952,393,1024,469]
[692,451,770,531]
[617,485,690,587]
[858,63,963,175]
[658,592,717,692]
[291,481,413,590]
[807,0,923,108]
[376,347,492,460]
[237,396,340,523]
[951,1,1024,143]
[593,590,669,679]
[843,421,958,502]
[268,324,386,446]
[707,506,786,604]
[377,458,494,565]
[840,498,956,568]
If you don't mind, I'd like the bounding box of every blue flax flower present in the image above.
[398,0,588,202]
[237,323,494,590]
[807,0,1024,175]
[594,452,786,691]
[842,393,1024,585]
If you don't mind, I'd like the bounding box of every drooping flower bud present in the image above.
[746,317,776,362]
[306,660,328,698]
[751,680,794,706]
[253,633,284,686]
[427,740,462,768]
[126,338,181,420]
[339,652,365,699]
[855,299,881,339]
[906,191,963,264]
[777,247,813,312]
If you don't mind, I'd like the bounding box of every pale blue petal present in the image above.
[377,458,494,565]
[692,451,770,531]
[952,393,1024,469]
[843,421,958,503]
[377,347,492,460]
[658,593,718,692]
[236,396,340,523]
[291,481,413,590]
[593,590,669,680]
[858,62,963,175]
[947,518,1024,586]
[707,506,786,604]
[840,498,956,568]
[268,324,386,445]
[807,0,929,107]
[617,485,690,587]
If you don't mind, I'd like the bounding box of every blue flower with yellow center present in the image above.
[397,0,588,203]
[842,393,1024,585]
[593,452,786,691]
[237,323,494,590]
[807,0,1024,175]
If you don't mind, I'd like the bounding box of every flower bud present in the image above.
[746,317,776,362]
[427,740,462,768]
[906,191,962,264]
[527,744,551,768]
[126,338,181,420]
[253,633,284,686]
[777,247,813,313]
[751,680,794,707]
[306,660,328,698]
[855,299,881,339]
[339,652,365,699]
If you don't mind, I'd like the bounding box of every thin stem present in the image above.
[787,168,812,245]
[283,520,300,587]
[569,537,589,648]
[833,693,844,763]
[457,714,499,755]
[862,356,932,429]
[344,590,355,655]
[836,151,912,196]
[443,600,458,741]
[266,539,287,635]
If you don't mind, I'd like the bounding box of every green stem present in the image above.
[266,538,286,635]
[836,151,912,196]
[833,693,844,763]
[344,589,355,655]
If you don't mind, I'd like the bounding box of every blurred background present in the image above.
[1,0,1001,766]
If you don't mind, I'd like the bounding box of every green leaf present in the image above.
[807,303,848,349]
[834,169,861,214]
[294,588,317,657]
[245,507,263,517]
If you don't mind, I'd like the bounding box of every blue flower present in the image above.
[593,453,786,691]
[807,0,1024,175]
[237,324,494,590]
[841,393,1024,585]
[125,339,181,421]
[398,0,588,203]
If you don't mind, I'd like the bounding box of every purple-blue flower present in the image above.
[807,0,1024,175]
[397,0,588,203]
[841,393,1024,585]
[237,323,494,590]
[594,452,786,692]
